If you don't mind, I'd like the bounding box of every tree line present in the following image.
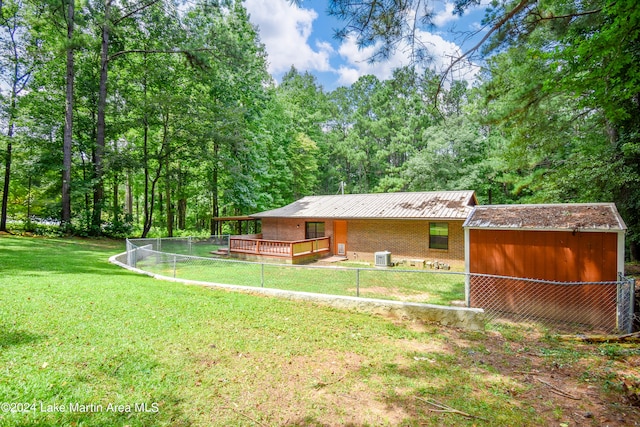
[1,0,638,258]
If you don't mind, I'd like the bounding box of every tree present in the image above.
[90,0,164,235]
[270,67,327,199]
[475,0,640,256]
[61,0,74,230]
[323,68,443,194]
[0,0,34,231]
[320,0,639,257]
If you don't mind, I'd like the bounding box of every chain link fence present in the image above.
[124,237,466,304]
[468,274,635,333]
[120,237,636,334]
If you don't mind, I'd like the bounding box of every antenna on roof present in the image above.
[337,181,345,195]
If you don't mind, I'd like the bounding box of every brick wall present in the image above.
[260,217,465,268]
[260,218,334,242]
[346,219,465,268]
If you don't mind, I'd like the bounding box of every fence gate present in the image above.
[618,274,636,333]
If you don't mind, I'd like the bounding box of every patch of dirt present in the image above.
[188,322,640,426]
[444,327,640,426]
[626,263,640,278]
[349,286,434,301]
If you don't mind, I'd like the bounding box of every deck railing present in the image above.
[229,236,331,259]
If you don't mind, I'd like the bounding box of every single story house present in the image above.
[463,203,627,329]
[228,190,477,265]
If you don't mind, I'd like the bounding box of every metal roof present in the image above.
[251,191,477,220]
[463,203,627,231]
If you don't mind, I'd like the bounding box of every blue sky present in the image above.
[244,0,490,91]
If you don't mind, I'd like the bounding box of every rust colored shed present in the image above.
[463,203,627,329]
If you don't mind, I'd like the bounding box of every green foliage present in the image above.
[475,0,640,253]
[1,0,639,259]
[403,116,486,192]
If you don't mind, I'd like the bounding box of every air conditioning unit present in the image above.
[374,251,392,267]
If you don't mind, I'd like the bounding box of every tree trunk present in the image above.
[92,0,111,235]
[142,175,160,238]
[210,140,219,235]
[125,170,133,217]
[142,116,152,237]
[165,170,173,237]
[0,138,11,232]
[0,78,17,232]
[0,20,20,232]
[26,176,31,220]
[629,241,638,262]
[81,150,90,230]
[112,172,119,225]
[141,111,171,238]
[177,198,186,230]
[176,165,186,230]
[61,0,74,231]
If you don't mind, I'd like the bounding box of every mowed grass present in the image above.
[1,235,638,426]
[136,254,465,305]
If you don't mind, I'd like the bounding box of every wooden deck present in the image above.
[229,236,331,261]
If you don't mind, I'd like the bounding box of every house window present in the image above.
[429,223,448,250]
[305,222,325,239]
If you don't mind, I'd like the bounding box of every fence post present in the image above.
[629,278,636,334]
[618,276,624,333]
[173,255,177,278]
[261,263,265,287]
[356,269,360,297]
[188,236,192,255]
[465,273,470,307]
[126,238,133,267]
[616,275,635,333]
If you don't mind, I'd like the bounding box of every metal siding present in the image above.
[602,233,619,281]
[468,227,620,330]
[470,229,619,282]
[581,233,601,282]
[555,233,574,282]
[506,232,517,276]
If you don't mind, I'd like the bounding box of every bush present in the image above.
[102,221,134,238]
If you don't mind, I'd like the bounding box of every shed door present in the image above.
[334,220,347,256]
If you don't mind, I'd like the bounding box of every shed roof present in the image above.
[463,203,627,231]
[251,191,477,220]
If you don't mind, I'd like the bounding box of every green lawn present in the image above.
[134,253,465,305]
[1,235,638,426]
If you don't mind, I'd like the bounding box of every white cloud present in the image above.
[245,1,481,89]
[335,31,480,87]
[432,2,458,27]
[335,35,409,85]
[336,65,363,87]
[244,0,332,76]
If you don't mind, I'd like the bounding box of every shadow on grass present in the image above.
[0,329,46,349]
[0,236,129,278]
[5,352,193,427]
